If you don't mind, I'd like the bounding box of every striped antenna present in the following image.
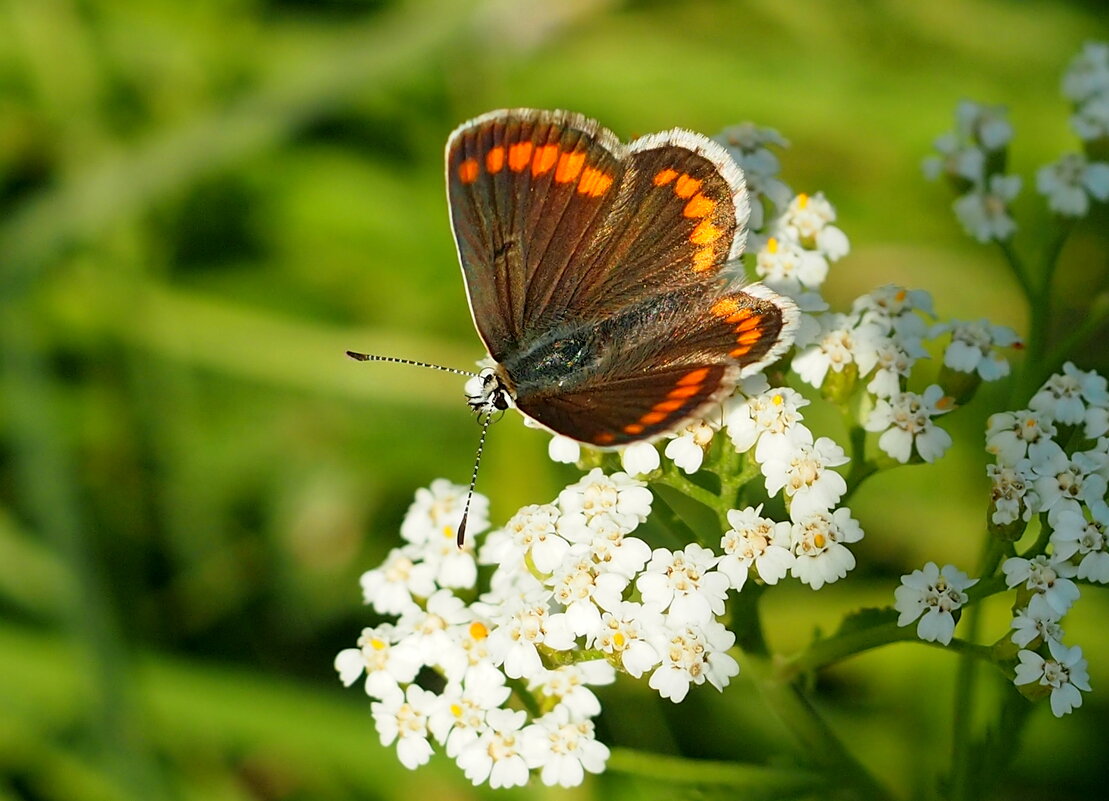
[345,351,478,377]
[347,349,493,548]
[456,407,495,547]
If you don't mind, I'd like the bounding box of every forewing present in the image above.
[446,109,625,361]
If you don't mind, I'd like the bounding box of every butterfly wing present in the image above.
[447,108,797,446]
[446,109,626,362]
[513,283,797,447]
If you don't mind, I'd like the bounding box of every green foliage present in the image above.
[0,1,1107,799]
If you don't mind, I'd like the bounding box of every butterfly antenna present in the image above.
[456,408,495,548]
[345,351,478,377]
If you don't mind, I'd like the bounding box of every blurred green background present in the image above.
[2,0,1108,799]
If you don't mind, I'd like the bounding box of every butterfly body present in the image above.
[448,109,798,448]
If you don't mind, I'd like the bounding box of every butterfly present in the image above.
[351,109,798,544]
[447,108,797,446]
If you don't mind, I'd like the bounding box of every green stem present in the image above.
[652,469,730,532]
[606,747,823,792]
[780,622,996,679]
[950,537,1007,801]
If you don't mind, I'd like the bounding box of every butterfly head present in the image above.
[466,366,516,416]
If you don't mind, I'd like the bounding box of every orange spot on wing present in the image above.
[678,367,711,386]
[730,345,752,357]
[733,313,763,331]
[692,247,716,273]
[578,166,613,197]
[690,219,722,245]
[458,158,479,183]
[624,423,645,435]
[594,432,616,445]
[653,168,678,185]
[668,384,702,399]
[508,142,534,171]
[653,399,684,413]
[711,298,739,318]
[485,147,505,173]
[555,150,586,183]
[736,329,764,345]
[683,192,716,218]
[532,144,560,176]
[725,309,751,325]
[674,174,702,198]
[640,411,667,426]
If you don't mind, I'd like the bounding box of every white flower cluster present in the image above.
[927,44,1109,228]
[345,468,839,786]
[985,363,1107,716]
[922,100,1022,242]
[715,123,792,232]
[1063,41,1109,143]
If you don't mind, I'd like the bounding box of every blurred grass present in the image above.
[1,0,1108,799]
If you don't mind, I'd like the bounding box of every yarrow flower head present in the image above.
[865,385,955,464]
[933,318,1021,381]
[894,562,977,645]
[953,173,1021,243]
[1035,153,1109,217]
[1014,640,1092,717]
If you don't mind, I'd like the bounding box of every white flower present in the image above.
[922,133,985,183]
[1029,362,1109,426]
[1027,440,1108,522]
[986,410,1056,465]
[636,544,730,625]
[761,429,850,517]
[725,385,810,461]
[396,589,473,673]
[549,552,628,637]
[755,235,829,296]
[1013,640,1091,717]
[865,386,955,464]
[1086,405,1109,439]
[521,705,610,787]
[1002,554,1081,616]
[548,435,581,464]
[428,662,511,757]
[528,661,615,719]
[987,462,1036,526]
[953,174,1021,243]
[1050,506,1109,583]
[561,513,651,579]
[591,601,664,677]
[664,420,715,474]
[619,441,660,476]
[791,313,883,390]
[718,505,795,589]
[371,685,438,769]
[1071,94,1109,141]
[789,508,864,589]
[1061,41,1109,104]
[502,503,569,574]
[647,619,739,702]
[853,285,935,341]
[935,318,1021,380]
[401,478,488,546]
[716,123,792,231]
[866,335,929,398]
[456,707,532,788]
[775,193,848,258]
[1011,593,1065,649]
[894,562,977,645]
[558,469,653,528]
[334,623,423,698]
[360,546,437,615]
[1036,154,1109,217]
[955,99,1013,151]
[486,600,576,679]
